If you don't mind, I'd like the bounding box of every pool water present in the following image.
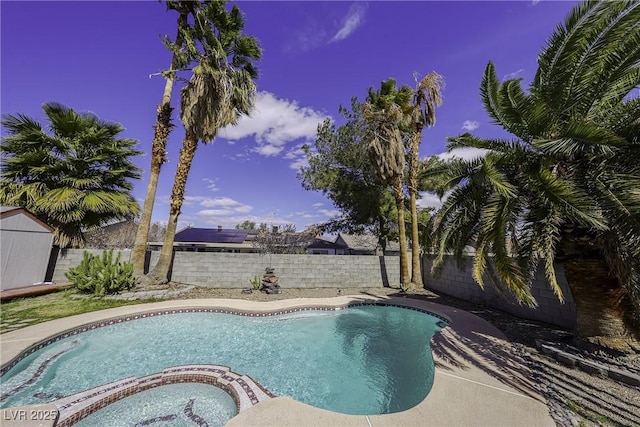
[74,383,237,427]
[1,305,444,415]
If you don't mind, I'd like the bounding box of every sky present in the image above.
[1,0,580,231]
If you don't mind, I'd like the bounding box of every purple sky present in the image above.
[1,0,579,231]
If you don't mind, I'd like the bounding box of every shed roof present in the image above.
[0,206,54,232]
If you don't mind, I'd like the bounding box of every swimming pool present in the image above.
[0,303,446,416]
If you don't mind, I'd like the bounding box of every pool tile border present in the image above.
[54,364,274,426]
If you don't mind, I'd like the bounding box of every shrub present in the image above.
[65,250,135,296]
[249,275,261,290]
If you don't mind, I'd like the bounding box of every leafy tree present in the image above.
[299,98,398,249]
[406,72,444,286]
[131,1,202,276]
[252,224,318,256]
[236,220,256,230]
[85,220,166,249]
[364,79,413,285]
[425,1,640,349]
[144,0,261,284]
[1,103,141,248]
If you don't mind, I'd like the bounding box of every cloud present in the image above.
[417,191,447,210]
[462,120,480,131]
[284,26,327,55]
[503,68,524,80]
[531,0,541,5]
[437,147,489,161]
[219,92,328,159]
[283,144,310,170]
[202,178,219,192]
[331,3,366,42]
[312,203,324,208]
[319,208,341,218]
[198,196,252,212]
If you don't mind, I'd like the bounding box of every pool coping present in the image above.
[0,295,555,427]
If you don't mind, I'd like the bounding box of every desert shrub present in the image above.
[65,250,135,296]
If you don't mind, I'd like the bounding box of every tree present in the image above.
[363,79,413,285]
[85,220,166,249]
[425,1,640,350]
[131,1,201,276]
[252,224,318,257]
[144,1,261,284]
[406,72,444,287]
[1,103,141,248]
[298,98,398,248]
[236,220,256,230]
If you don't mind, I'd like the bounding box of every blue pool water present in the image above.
[75,383,237,427]
[1,305,444,415]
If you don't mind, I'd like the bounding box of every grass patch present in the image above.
[0,289,153,333]
[565,399,615,426]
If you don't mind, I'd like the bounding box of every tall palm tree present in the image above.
[363,79,413,285]
[131,1,200,276]
[144,1,261,284]
[407,72,444,286]
[425,1,640,349]
[1,103,141,248]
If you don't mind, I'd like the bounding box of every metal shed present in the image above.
[0,206,54,290]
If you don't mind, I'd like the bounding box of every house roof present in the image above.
[307,238,347,250]
[336,233,401,252]
[174,227,258,244]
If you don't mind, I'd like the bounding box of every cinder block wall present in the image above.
[52,249,131,283]
[422,255,577,330]
[54,250,400,288]
[156,252,400,288]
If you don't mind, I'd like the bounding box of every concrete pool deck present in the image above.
[0,294,554,426]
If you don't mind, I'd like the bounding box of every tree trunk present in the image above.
[131,103,173,276]
[131,11,187,277]
[393,178,409,285]
[144,132,199,285]
[563,259,639,352]
[408,132,422,287]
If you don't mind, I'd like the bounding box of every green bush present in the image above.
[249,275,261,290]
[65,250,135,296]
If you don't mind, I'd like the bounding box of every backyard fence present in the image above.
[51,249,577,329]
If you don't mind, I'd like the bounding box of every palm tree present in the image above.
[131,0,200,276]
[407,72,444,287]
[144,1,261,284]
[363,79,413,286]
[425,1,640,349]
[1,103,141,248]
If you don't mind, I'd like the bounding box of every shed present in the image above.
[0,206,55,290]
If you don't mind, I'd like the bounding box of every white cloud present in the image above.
[331,3,366,42]
[503,68,524,80]
[319,208,341,218]
[256,145,284,157]
[219,92,328,159]
[284,144,310,170]
[417,191,447,210]
[437,147,489,161]
[199,196,252,213]
[462,120,480,131]
[312,203,324,208]
[202,178,219,192]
